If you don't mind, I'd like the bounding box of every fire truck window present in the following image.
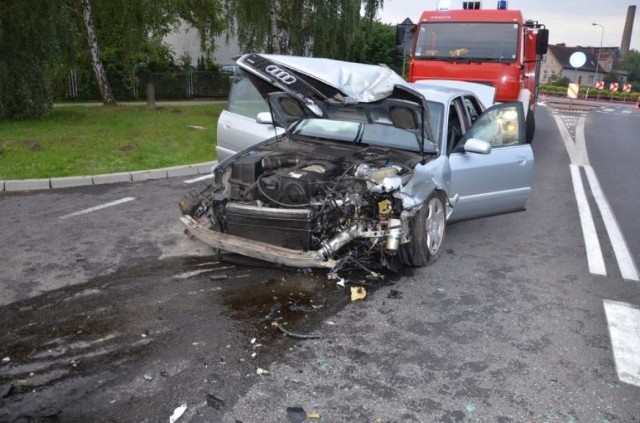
[415,23,518,61]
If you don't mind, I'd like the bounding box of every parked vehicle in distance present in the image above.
[185,53,534,270]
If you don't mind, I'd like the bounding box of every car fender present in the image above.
[394,155,451,209]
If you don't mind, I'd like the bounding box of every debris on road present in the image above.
[286,406,307,423]
[209,274,229,281]
[143,374,154,381]
[206,393,225,410]
[350,286,367,301]
[274,322,321,340]
[169,403,187,423]
[307,411,321,419]
[256,368,270,376]
[2,356,10,364]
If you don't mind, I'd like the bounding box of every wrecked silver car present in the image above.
[180,53,533,270]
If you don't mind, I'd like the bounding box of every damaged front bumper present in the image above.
[180,215,337,269]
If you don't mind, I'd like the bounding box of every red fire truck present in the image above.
[407,1,548,142]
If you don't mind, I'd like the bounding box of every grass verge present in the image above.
[0,104,225,180]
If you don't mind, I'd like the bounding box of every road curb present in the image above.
[1,161,218,193]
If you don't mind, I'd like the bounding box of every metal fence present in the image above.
[57,69,233,102]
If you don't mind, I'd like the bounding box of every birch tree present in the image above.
[81,0,116,105]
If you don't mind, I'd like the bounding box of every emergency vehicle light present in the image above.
[463,1,481,9]
[497,1,508,9]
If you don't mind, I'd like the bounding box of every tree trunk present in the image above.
[269,0,281,54]
[81,0,116,106]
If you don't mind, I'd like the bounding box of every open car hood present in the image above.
[237,53,413,105]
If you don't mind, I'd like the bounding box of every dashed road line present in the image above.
[604,300,640,388]
[59,197,136,220]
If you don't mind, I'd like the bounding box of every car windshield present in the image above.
[414,22,518,62]
[290,118,438,153]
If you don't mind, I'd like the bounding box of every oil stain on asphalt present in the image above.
[0,256,371,422]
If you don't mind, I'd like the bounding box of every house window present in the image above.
[543,70,548,81]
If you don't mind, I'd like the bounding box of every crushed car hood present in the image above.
[237,53,412,104]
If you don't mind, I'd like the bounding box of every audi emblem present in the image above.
[265,65,297,85]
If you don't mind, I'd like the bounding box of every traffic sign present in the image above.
[569,52,587,68]
[595,81,604,90]
[610,82,619,91]
[623,83,632,93]
[567,83,579,99]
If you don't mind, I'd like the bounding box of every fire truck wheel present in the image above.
[526,111,535,143]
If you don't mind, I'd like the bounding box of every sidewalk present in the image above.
[1,161,218,192]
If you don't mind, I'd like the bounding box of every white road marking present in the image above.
[184,174,214,184]
[574,116,590,166]
[604,300,640,387]
[59,197,136,220]
[603,108,616,112]
[622,110,632,114]
[553,114,579,165]
[584,166,640,281]
[570,165,606,276]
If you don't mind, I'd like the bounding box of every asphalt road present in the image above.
[1,102,639,422]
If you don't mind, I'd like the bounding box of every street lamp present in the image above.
[588,23,605,99]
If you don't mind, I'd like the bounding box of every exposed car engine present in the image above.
[182,138,423,268]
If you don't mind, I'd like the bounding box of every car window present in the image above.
[227,74,269,119]
[462,96,482,123]
[446,99,466,154]
[465,105,521,147]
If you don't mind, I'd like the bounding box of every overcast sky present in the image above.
[377,0,640,51]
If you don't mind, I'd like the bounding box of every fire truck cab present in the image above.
[408,1,548,142]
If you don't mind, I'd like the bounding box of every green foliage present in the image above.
[547,73,571,87]
[620,49,640,82]
[227,0,383,59]
[358,20,403,74]
[0,0,72,119]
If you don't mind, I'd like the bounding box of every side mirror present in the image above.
[463,138,491,155]
[256,112,273,124]
[536,29,549,55]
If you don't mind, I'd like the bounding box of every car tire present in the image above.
[400,192,446,267]
[525,110,535,143]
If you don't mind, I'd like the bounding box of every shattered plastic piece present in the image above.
[256,368,270,376]
[274,323,321,340]
[286,406,307,423]
[350,286,367,301]
[144,374,154,381]
[308,411,321,420]
[336,278,346,288]
[160,371,170,378]
[169,403,187,423]
[2,357,10,364]
[325,321,336,325]
[250,338,257,344]
[206,393,225,410]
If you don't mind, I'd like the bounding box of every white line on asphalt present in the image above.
[59,197,136,220]
[603,300,640,387]
[570,165,606,276]
[553,114,579,165]
[584,166,640,281]
[574,116,590,166]
[184,174,214,184]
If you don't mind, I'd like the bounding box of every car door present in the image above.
[448,101,534,221]
[216,74,284,162]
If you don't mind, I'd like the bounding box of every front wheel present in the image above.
[400,192,446,267]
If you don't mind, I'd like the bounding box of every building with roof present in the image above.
[540,44,629,88]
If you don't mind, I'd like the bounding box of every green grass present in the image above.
[0,104,225,180]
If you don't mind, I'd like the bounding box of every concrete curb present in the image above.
[1,161,218,193]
